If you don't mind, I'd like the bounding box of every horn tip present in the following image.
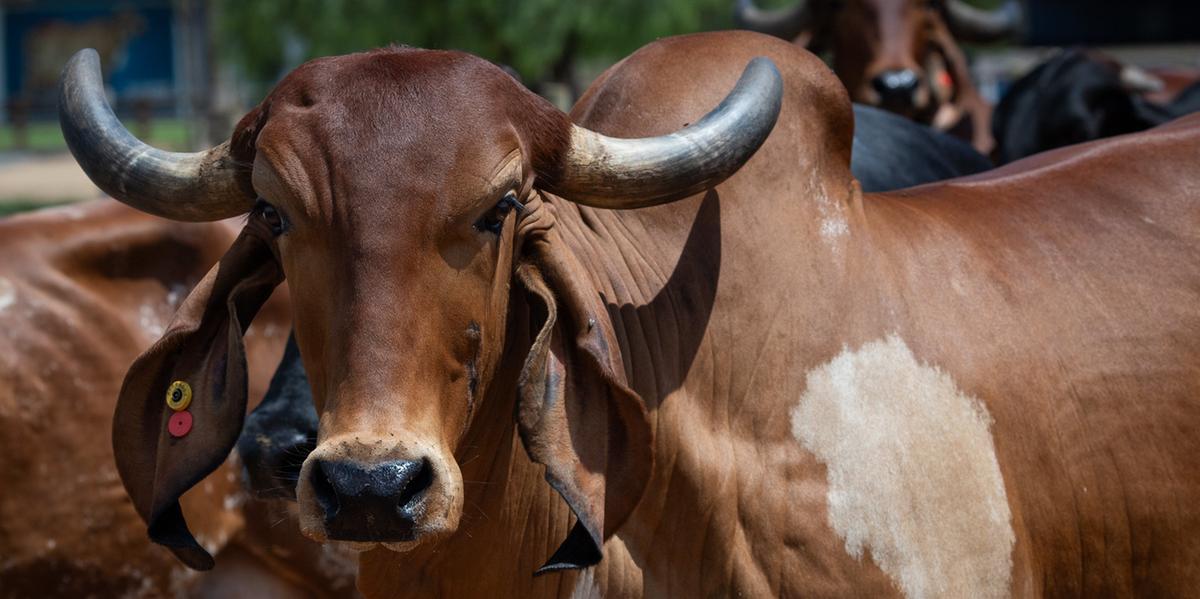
[748,56,782,76]
[745,57,785,104]
[60,48,102,102]
[65,48,101,72]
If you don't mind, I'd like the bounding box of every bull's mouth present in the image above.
[307,511,453,553]
[318,538,428,555]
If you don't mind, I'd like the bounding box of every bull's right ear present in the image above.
[513,233,653,574]
[112,219,283,570]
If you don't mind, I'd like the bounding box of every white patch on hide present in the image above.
[138,303,166,338]
[808,169,848,249]
[792,335,1014,599]
[0,277,16,313]
[222,492,243,512]
[820,217,849,241]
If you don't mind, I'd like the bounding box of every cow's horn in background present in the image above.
[58,49,251,221]
[942,0,1023,42]
[732,0,816,41]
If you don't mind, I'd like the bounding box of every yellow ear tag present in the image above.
[166,381,193,411]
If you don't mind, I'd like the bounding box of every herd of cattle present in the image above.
[736,0,1200,160]
[1,3,1199,598]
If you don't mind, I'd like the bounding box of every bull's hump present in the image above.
[791,334,1014,599]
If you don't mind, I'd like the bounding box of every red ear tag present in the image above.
[168,410,194,438]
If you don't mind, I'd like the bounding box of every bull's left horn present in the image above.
[942,0,1023,42]
[59,48,251,221]
[550,57,783,210]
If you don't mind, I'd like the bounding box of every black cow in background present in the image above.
[993,48,1200,164]
[236,105,992,499]
[851,104,991,191]
[237,334,317,499]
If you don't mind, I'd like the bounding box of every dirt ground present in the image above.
[0,152,101,208]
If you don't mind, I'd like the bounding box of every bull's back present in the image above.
[860,114,1200,596]
[0,201,290,597]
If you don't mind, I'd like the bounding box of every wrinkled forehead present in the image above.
[246,49,526,219]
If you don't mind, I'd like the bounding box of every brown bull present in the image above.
[735,0,1020,152]
[62,29,1200,598]
[0,201,355,598]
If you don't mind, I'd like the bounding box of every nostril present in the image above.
[312,460,341,523]
[397,459,434,516]
[871,75,890,95]
[313,458,436,541]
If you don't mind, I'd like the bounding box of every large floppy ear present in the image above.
[515,233,653,574]
[112,220,283,571]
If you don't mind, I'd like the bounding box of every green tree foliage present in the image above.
[216,0,738,84]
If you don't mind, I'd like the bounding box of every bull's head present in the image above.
[61,47,781,570]
[736,0,1020,116]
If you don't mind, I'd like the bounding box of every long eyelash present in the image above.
[240,208,256,226]
[499,193,525,213]
[242,199,266,224]
[473,192,523,234]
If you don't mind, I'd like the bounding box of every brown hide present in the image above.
[85,30,1200,599]
[364,34,1194,597]
[0,201,354,598]
[228,32,841,598]
[557,33,1200,596]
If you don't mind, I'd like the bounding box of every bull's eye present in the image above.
[254,198,289,236]
[473,191,524,235]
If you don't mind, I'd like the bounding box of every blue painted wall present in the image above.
[4,1,173,99]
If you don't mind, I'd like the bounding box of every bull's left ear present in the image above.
[112,221,283,571]
[515,238,653,574]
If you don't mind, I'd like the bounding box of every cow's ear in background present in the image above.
[513,236,653,575]
[112,221,283,571]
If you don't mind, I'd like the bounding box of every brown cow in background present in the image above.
[735,0,1021,152]
[0,201,356,598]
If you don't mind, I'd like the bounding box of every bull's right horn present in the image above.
[548,57,783,210]
[58,48,251,221]
[733,0,815,41]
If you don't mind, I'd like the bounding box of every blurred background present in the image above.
[0,0,1195,215]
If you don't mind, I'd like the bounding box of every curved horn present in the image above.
[550,57,783,210]
[58,49,251,221]
[942,0,1023,42]
[733,0,815,41]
